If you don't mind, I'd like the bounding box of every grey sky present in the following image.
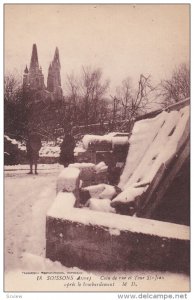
[4,4,189,92]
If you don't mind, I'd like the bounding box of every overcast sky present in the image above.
[4,4,190,92]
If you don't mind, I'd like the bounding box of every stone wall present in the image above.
[46,215,189,273]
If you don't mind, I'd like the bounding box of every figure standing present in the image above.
[59,131,75,167]
[26,131,42,174]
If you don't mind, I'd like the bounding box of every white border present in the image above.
[1,1,193,300]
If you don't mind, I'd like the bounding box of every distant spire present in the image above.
[47,46,62,93]
[30,44,39,70]
[24,65,28,73]
[48,63,52,71]
[53,47,60,67]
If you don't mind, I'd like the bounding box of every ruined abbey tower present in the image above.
[47,47,63,101]
[23,44,63,101]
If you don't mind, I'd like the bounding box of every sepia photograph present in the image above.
[4,4,190,293]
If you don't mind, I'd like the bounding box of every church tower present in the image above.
[29,43,39,71]
[23,44,63,102]
[23,44,45,90]
[47,47,63,100]
[23,65,29,86]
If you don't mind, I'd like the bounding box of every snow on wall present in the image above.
[112,136,129,147]
[56,167,80,193]
[69,162,95,170]
[47,192,76,217]
[69,162,108,174]
[47,194,189,240]
[82,135,111,150]
[82,133,129,150]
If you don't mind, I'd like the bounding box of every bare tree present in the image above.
[159,63,190,107]
[80,66,109,125]
[4,73,27,137]
[131,74,155,117]
[4,73,22,104]
[114,74,155,123]
[115,77,133,120]
[98,98,109,126]
[65,73,80,124]
[109,95,120,129]
[65,66,110,126]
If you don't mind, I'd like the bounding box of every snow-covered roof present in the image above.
[119,105,189,194]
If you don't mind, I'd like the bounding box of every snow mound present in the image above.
[74,146,86,154]
[98,184,118,199]
[56,167,80,193]
[69,162,96,170]
[47,192,76,217]
[88,198,116,213]
[83,184,118,199]
[82,134,112,150]
[95,161,108,173]
[112,186,145,205]
[68,162,108,177]
[83,184,105,198]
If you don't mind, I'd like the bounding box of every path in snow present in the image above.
[4,164,63,272]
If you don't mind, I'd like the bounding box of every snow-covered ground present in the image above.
[4,164,63,272]
[39,141,60,157]
[4,164,189,292]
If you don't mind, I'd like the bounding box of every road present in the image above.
[4,164,63,271]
